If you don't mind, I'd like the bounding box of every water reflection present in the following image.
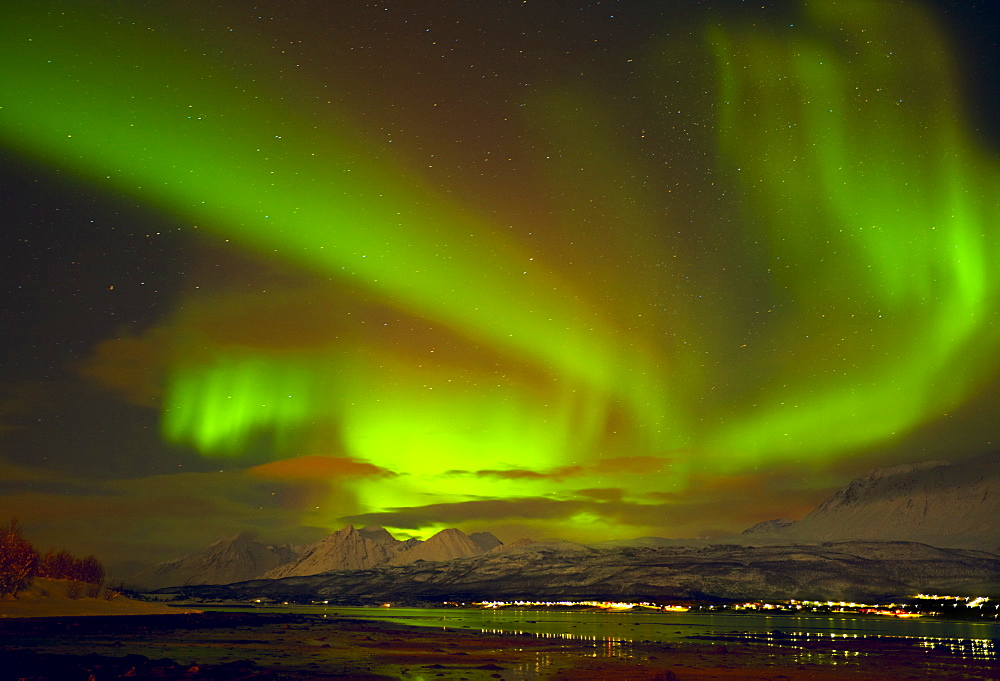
[917,636,995,660]
[417,608,999,662]
[726,629,996,663]
[224,605,1000,663]
[508,651,559,679]
[481,628,630,656]
[474,623,998,670]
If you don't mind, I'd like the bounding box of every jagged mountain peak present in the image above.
[357,526,400,545]
[128,533,298,590]
[262,524,409,579]
[130,524,508,588]
[389,527,500,565]
[818,460,951,511]
[468,531,503,552]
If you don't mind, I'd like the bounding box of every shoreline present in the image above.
[0,578,200,618]
[1,611,996,679]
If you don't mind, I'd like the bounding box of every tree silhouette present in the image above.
[38,548,106,588]
[0,517,39,599]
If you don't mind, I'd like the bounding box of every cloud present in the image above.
[446,455,671,482]
[76,331,168,406]
[337,494,731,543]
[576,487,625,502]
[0,457,112,498]
[447,466,583,480]
[0,463,327,563]
[0,455,835,563]
[640,469,829,535]
[246,455,397,481]
[342,465,832,542]
[342,497,592,529]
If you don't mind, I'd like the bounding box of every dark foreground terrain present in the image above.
[0,611,996,680]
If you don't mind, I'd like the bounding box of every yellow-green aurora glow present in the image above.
[2,0,997,543]
[707,1,1000,462]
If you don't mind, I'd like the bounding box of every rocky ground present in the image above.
[0,611,996,680]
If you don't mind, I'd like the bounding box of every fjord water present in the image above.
[234,606,999,661]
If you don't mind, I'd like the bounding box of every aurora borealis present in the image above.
[1,0,998,563]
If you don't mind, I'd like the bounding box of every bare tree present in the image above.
[78,555,106,587]
[0,517,39,599]
[37,549,73,579]
[3,520,108,599]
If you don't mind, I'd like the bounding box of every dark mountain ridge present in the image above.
[159,539,1000,605]
[741,453,1000,551]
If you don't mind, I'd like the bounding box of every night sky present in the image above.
[2,0,998,565]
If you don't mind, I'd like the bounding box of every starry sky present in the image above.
[1,0,998,565]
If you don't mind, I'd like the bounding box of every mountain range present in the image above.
[128,526,503,590]
[129,453,1000,600]
[160,539,1000,604]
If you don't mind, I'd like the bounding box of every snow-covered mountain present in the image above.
[130,454,1000,592]
[389,528,501,565]
[741,518,794,535]
[134,525,504,588]
[269,526,502,574]
[162,539,1000,605]
[469,531,504,552]
[357,526,415,548]
[742,453,1000,551]
[128,533,297,590]
[261,525,413,578]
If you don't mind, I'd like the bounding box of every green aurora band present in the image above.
[2,0,997,537]
[707,1,1000,462]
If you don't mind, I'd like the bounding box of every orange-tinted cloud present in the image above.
[246,455,397,481]
[342,497,591,529]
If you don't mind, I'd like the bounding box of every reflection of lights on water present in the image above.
[480,629,630,658]
[479,623,997,664]
[509,651,561,677]
[794,649,862,666]
[917,637,996,660]
[304,606,999,667]
[480,626,998,673]
[742,630,997,663]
